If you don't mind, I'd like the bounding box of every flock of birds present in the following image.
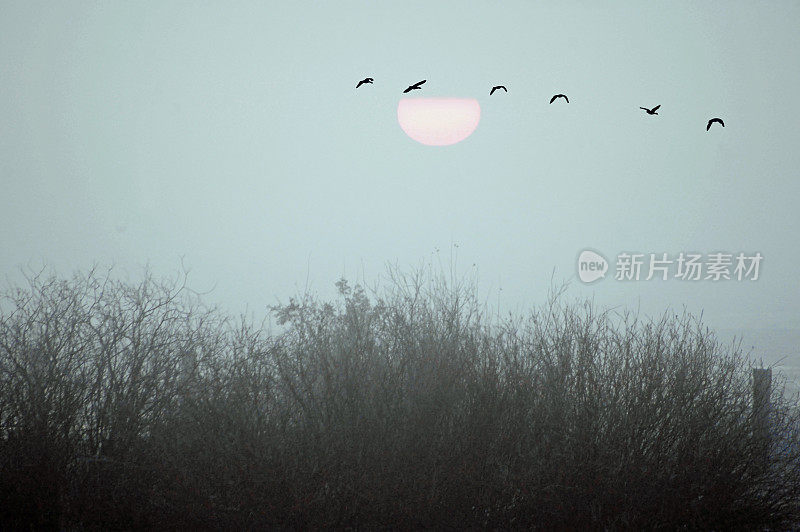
[356,77,726,131]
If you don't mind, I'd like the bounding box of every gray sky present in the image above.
[2,1,799,367]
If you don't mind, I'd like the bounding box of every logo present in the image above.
[575,249,762,283]
[577,250,609,283]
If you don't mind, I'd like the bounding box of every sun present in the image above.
[397,98,481,146]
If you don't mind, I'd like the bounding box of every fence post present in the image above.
[752,367,772,468]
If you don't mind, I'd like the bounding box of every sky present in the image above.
[2,1,799,372]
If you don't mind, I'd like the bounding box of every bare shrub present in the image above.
[1,264,798,529]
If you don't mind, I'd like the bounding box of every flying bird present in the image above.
[490,85,507,95]
[706,118,725,131]
[550,94,569,104]
[640,105,661,115]
[403,80,426,93]
[356,77,373,88]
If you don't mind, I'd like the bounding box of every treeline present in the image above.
[1,265,799,529]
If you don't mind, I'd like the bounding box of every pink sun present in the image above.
[397,98,481,146]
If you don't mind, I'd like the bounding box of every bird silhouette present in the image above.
[403,80,426,93]
[640,105,661,115]
[490,85,507,95]
[550,94,569,104]
[356,77,373,88]
[706,118,725,131]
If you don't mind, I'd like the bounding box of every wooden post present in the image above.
[181,350,195,388]
[179,350,196,408]
[752,367,772,467]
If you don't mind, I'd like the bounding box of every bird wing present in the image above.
[717,118,725,127]
[653,105,661,112]
[403,87,412,93]
[550,95,557,104]
[413,80,426,88]
[706,120,712,130]
[490,87,497,95]
[356,80,364,88]
[640,107,648,111]
[564,95,569,102]
[500,86,507,91]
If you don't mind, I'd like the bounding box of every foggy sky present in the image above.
[1,1,799,368]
